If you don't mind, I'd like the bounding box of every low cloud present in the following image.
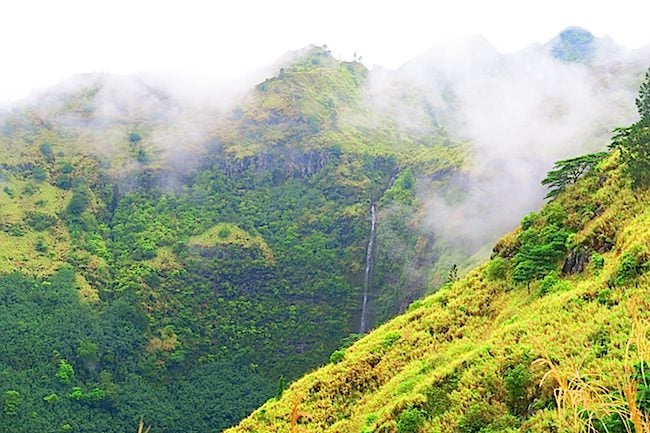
[365,32,646,259]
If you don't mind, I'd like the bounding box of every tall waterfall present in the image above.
[359,203,377,333]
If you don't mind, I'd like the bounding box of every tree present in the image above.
[275,375,286,400]
[39,142,54,163]
[56,359,75,384]
[128,131,143,144]
[2,390,21,416]
[512,209,570,290]
[447,264,459,283]
[77,339,100,372]
[636,68,650,123]
[610,124,650,188]
[66,186,91,216]
[609,69,650,188]
[541,152,607,199]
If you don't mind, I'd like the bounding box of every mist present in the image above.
[2,30,647,260]
[364,32,648,265]
[1,50,316,189]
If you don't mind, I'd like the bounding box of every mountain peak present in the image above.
[558,26,594,39]
[547,26,597,63]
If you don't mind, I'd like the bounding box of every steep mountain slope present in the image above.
[0,47,462,433]
[0,35,646,432]
[227,112,650,432]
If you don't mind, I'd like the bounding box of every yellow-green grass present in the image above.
[0,176,71,276]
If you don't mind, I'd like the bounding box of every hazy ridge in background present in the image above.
[362,27,649,275]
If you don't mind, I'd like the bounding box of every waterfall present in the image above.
[359,203,377,333]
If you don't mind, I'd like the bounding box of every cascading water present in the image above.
[359,203,377,333]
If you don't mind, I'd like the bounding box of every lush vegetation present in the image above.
[0,47,464,432]
[227,78,650,433]
[0,45,646,433]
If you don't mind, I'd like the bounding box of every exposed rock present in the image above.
[562,246,590,275]
[221,149,330,179]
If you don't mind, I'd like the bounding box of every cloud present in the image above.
[365,33,645,260]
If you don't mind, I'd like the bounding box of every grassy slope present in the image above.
[227,153,649,433]
[0,174,72,275]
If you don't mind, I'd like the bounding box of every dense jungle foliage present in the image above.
[0,47,461,432]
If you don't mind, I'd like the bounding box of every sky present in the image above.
[0,0,648,102]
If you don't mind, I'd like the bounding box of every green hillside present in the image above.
[0,47,464,432]
[0,42,646,433]
[227,75,650,433]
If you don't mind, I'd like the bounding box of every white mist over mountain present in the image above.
[363,28,649,265]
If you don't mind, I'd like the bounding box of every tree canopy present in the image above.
[609,69,650,189]
[636,68,650,123]
[541,152,607,199]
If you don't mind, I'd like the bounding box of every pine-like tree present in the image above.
[609,68,650,188]
[636,69,650,123]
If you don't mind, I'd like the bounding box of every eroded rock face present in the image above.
[221,149,330,179]
[562,246,590,275]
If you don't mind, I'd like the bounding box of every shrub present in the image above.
[329,349,345,364]
[596,289,616,307]
[67,188,91,216]
[456,403,493,433]
[537,272,572,297]
[43,393,59,404]
[588,327,610,358]
[56,359,75,384]
[26,212,57,231]
[128,132,143,144]
[39,142,54,162]
[614,245,648,287]
[381,332,401,349]
[33,166,47,181]
[590,252,605,270]
[504,364,533,416]
[487,257,509,280]
[23,183,36,195]
[218,226,232,238]
[397,407,425,433]
[3,390,21,416]
[55,174,72,189]
[60,163,74,174]
[35,238,48,253]
[68,387,106,403]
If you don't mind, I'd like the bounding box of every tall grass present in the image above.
[535,299,649,432]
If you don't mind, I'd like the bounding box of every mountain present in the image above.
[546,26,598,63]
[0,47,463,433]
[226,103,650,433]
[0,31,647,432]
[366,29,647,284]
